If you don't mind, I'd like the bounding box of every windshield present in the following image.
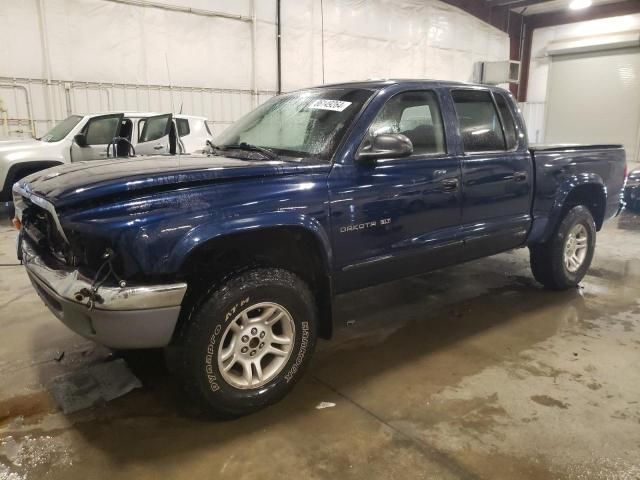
[214,88,373,161]
[40,115,83,142]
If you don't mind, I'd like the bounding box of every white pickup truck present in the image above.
[0,112,213,208]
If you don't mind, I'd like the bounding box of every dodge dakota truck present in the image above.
[0,112,212,210]
[12,80,626,417]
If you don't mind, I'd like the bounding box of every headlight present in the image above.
[12,183,26,222]
[626,177,640,188]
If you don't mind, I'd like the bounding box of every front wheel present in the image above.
[172,268,318,418]
[529,205,596,290]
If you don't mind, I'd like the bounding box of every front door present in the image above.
[136,114,173,155]
[70,113,123,162]
[450,89,533,258]
[329,90,463,292]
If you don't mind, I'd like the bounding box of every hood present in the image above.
[628,168,640,180]
[0,139,64,172]
[18,154,330,208]
[0,138,47,153]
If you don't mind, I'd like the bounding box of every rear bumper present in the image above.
[22,240,187,349]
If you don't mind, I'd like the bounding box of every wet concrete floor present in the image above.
[1,211,639,479]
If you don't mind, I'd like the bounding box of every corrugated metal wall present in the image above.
[0,0,509,139]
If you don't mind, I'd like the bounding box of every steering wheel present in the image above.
[106,137,136,158]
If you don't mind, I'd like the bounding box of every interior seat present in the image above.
[402,124,438,154]
[116,119,133,157]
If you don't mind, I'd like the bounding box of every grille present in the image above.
[21,198,71,265]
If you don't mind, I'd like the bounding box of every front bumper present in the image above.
[22,240,188,349]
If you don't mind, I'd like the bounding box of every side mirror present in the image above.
[357,133,413,162]
[73,133,88,147]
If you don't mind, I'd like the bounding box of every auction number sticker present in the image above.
[308,99,352,112]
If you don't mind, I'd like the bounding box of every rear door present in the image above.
[450,88,532,257]
[136,114,173,155]
[70,113,123,162]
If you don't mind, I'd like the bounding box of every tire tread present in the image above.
[171,268,317,419]
[529,205,596,290]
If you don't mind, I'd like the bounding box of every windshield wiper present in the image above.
[216,142,277,160]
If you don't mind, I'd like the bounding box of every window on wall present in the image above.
[495,93,518,150]
[451,90,506,152]
[368,91,446,155]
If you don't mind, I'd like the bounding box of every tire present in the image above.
[172,268,318,418]
[529,205,596,290]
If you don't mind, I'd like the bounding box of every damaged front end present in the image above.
[13,184,187,349]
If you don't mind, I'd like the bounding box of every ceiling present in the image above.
[482,0,630,16]
[440,0,639,40]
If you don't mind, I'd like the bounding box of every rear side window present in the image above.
[451,90,506,152]
[176,118,190,137]
[368,90,446,155]
[495,93,518,150]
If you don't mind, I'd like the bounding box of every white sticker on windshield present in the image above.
[308,99,352,112]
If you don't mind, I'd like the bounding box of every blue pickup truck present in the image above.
[12,80,626,417]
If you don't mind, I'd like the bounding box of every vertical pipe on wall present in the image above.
[320,0,325,84]
[0,98,9,138]
[64,83,72,115]
[0,85,35,138]
[514,8,527,99]
[518,27,533,102]
[517,20,525,98]
[251,0,258,107]
[634,116,640,165]
[36,0,56,131]
[276,0,282,94]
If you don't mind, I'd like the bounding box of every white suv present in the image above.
[0,112,213,208]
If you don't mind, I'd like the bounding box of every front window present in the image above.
[214,88,374,161]
[40,115,83,142]
[368,91,446,156]
[139,115,170,143]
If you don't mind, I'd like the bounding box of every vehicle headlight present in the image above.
[12,183,26,222]
[626,177,640,188]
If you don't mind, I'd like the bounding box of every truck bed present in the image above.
[528,144,626,243]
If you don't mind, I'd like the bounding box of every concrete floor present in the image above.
[1,212,639,480]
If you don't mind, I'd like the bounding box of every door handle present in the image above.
[99,151,108,157]
[441,178,459,192]
[153,145,164,150]
[513,171,528,182]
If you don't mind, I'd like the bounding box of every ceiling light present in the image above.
[569,0,592,10]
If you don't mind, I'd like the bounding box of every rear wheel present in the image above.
[529,205,596,290]
[172,268,317,418]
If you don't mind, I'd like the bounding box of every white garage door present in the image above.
[544,47,640,166]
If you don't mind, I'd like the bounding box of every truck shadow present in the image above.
[23,250,637,469]
[22,248,624,465]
